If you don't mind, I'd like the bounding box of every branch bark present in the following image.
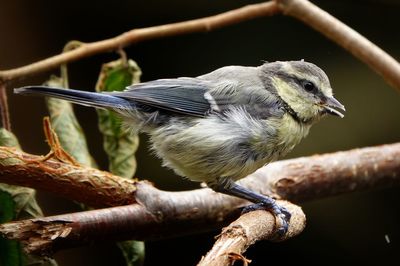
[0,1,279,82]
[0,143,399,255]
[2,0,400,262]
[277,0,400,91]
[0,146,138,207]
[197,202,305,266]
[0,83,11,130]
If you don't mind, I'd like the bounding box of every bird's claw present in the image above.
[242,201,291,238]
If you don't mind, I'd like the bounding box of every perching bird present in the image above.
[15,60,345,236]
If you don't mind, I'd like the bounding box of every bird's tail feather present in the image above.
[14,86,132,110]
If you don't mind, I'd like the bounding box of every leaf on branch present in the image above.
[95,57,144,266]
[0,128,57,265]
[95,58,141,179]
[0,128,20,149]
[117,240,145,266]
[0,129,43,219]
[0,184,43,220]
[44,75,97,167]
[0,189,23,266]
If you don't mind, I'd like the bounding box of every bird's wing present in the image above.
[107,78,235,117]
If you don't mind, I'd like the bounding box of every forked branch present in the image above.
[1,0,400,262]
[197,203,306,266]
[0,143,399,255]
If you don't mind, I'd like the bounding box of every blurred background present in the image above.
[1,0,400,265]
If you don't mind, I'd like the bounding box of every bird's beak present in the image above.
[323,97,345,118]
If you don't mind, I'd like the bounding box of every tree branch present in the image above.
[2,0,400,261]
[0,143,399,255]
[277,0,400,91]
[0,83,11,130]
[1,0,400,93]
[0,1,279,83]
[0,180,245,256]
[1,142,399,209]
[0,146,138,207]
[197,202,305,266]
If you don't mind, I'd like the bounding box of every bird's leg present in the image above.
[207,177,291,237]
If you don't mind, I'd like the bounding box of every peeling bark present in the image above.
[0,143,399,255]
[0,146,138,207]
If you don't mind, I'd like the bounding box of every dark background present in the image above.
[1,0,400,265]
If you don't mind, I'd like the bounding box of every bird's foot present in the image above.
[242,199,291,238]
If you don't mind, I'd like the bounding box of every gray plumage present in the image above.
[15,60,345,236]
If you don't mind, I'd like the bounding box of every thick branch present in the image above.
[1,143,399,208]
[0,1,279,82]
[197,202,305,266]
[0,146,138,207]
[0,181,244,256]
[256,142,400,202]
[278,0,400,91]
[0,143,399,255]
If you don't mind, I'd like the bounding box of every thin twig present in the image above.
[60,40,84,88]
[0,143,399,255]
[0,83,11,130]
[42,117,80,166]
[1,0,400,93]
[0,1,279,83]
[277,0,400,91]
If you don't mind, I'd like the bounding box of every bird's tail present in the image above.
[14,86,132,110]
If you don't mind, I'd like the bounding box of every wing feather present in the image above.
[107,78,234,117]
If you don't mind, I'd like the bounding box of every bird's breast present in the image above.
[271,113,311,156]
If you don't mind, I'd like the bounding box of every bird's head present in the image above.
[262,60,345,123]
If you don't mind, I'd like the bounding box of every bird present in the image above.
[15,60,345,236]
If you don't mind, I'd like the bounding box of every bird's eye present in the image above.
[302,81,317,93]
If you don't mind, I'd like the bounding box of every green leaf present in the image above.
[95,58,144,266]
[117,241,145,266]
[0,184,43,220]
[0,129,43,219]
[0,128,43,219]
[0,128,21,149]
[95,59,141,179]
[0,128,57,266]
[0,190,15,223]
[0,128,22,166]
[0,190,24,266]
[44,75,97,167]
